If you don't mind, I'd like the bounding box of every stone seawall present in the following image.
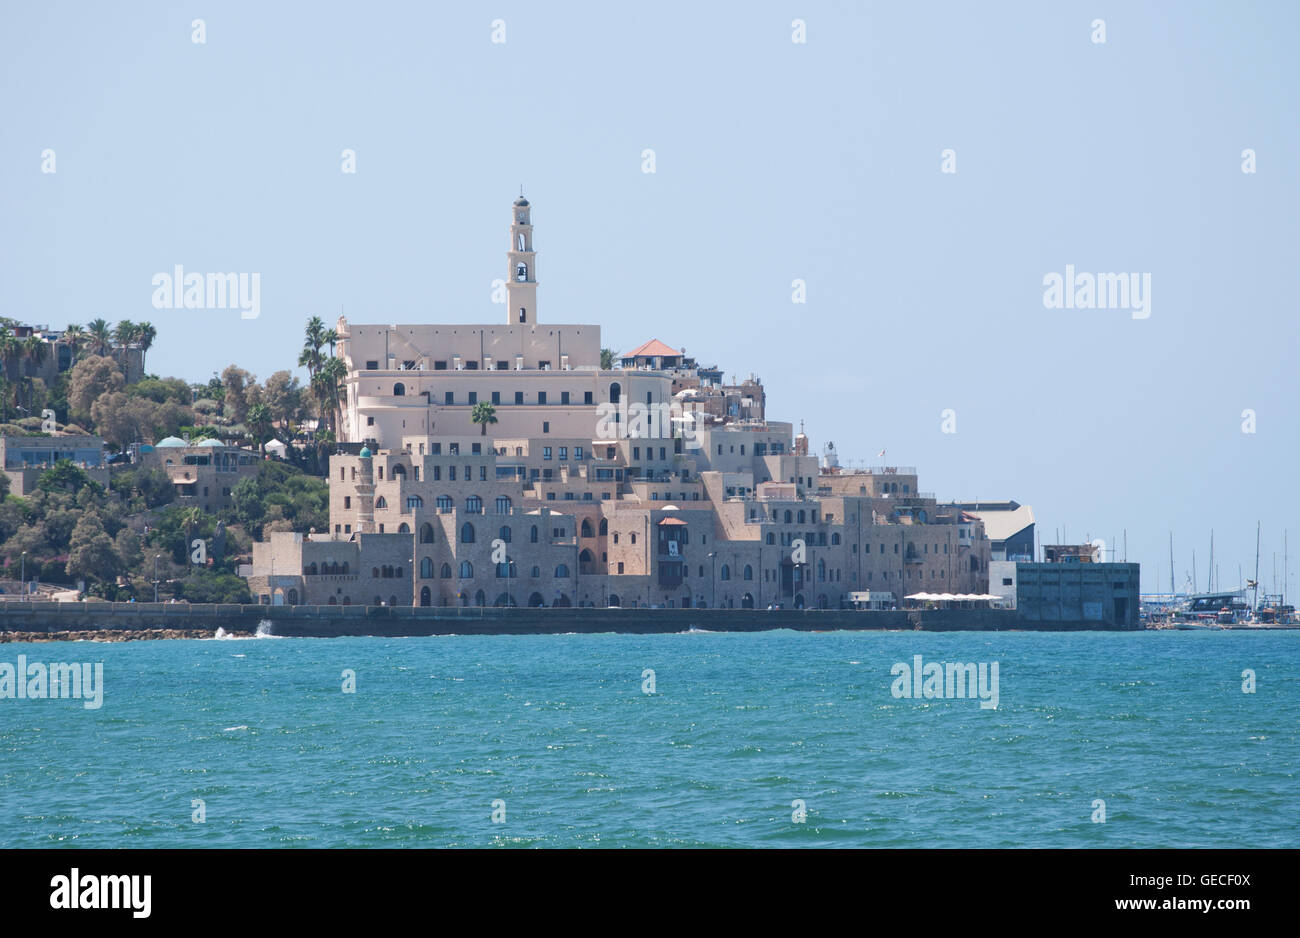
[0,601,1139,639]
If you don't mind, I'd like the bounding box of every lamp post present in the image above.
[153,554,160,603]
[708,551,716,609]
[20,551,26,596]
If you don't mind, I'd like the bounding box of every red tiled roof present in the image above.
[657,516,688,525]
[624,338,680,359]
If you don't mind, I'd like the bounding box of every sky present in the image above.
[2,1,1297,596]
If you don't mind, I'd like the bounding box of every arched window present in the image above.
[440,563,452,579]
[406,495,423,509]
[598,518,608,536]
[395,567,404,578]
[499,525,512,543]
[766,533,775,545]
[581,519,593,538]
[459,561,473,578]
[465,495,482,513]
[372,567,380,578]
[393,382,405,396]
[420,557,434,578]
[797,510,806,524]
[420,586,431,606]
[609,382,621,404]
[306,562,318,575]
[496,561,516,579]
[743,564,753,581]
[516,262,528,281]
[375,496,387,509]
[420,523,435,544]
[496,496,512,514]
[555,564,569,578]
[436,495,453,511]
[341,562,349,574]
[392,464,406,478]
[784,510,792,524]
[720,564,731,581]
[831,532,841,545]
[398,523,410,533]
[530,525,539,543]
[461,522,475,543]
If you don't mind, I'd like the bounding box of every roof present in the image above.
[962,504,1035,542]
[657,517,688,525]
[155,436,187,448]
[623,338,681,359]
[192,438,224,447]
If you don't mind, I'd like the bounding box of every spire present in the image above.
[507,194,536,324]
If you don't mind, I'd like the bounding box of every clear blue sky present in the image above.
[2,1,1297,595]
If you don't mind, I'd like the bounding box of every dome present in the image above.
[514,196,529,207]
[359,446,372,459]
[192,437,223,447]
[155,436,187,448]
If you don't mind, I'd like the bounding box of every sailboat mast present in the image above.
[1254,521,1261,611]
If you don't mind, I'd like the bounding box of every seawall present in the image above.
[0,601,1139,639]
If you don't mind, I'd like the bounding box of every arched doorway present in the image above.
[420,586,431,607]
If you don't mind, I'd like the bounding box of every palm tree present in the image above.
[471,401,498,436]
[62,324,86,363]
[0,331,21,419]
[317,357,347,434]
[113,320,137,372]
[137,322,157,372]
[246,403,273,452]
[87,318,112,357]
[21,336,47,409]
[600,348,618,370]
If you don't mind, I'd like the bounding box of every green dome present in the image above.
[359,447,372,459]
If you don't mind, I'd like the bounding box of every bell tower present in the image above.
[508,193,537,325]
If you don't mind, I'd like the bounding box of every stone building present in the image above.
[138,436,261,512]
[243,195,991,608]
[0,434,108,495]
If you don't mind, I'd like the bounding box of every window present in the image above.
[543,447,552,460]
[555,564,569,578]
[366,360,379,370]
[542,421,549,433]
[459,561,473,578]
[394,383,405,396]
[406,495,423,509]
[375,496,388,509]
[499,525,512,543]
[468,391,477,405]
[515,391,524,405]
[530,525,539,543]
[461,523,475,543]
[445,391,454,405]
[558,447,567,460]
[466,495,482,513]
[492,391,500,405]
[538,391,547,405]
[584,391,593,404]
[574,446,584,460]
[344,496,351,509]
[421,558,434,578]
[496,495,512,514]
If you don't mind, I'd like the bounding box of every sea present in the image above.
[0,629,1296,848]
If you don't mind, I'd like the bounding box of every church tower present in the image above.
[507,194,537,325]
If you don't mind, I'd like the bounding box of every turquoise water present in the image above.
[0,629,1296,847]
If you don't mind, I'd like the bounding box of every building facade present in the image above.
[243,196,992,608]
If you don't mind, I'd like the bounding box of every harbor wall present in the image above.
[0,601,1140,638]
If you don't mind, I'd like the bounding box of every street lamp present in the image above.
[153,554,161,603]
[708,551,717,609]
[20,551,26,596]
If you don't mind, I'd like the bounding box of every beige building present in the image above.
[244,195,990,608]
[139,436,261,512]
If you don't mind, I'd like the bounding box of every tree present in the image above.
[66,514,120,584]
[67,355,125,422]
[37,459,101,495]
[262,370,302,428]
[600,348,618,370]
[86,318,113,357]
[221,365,255,424]
[137,322,156,372]
[246,403,273,450]
[471,401,498,436]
